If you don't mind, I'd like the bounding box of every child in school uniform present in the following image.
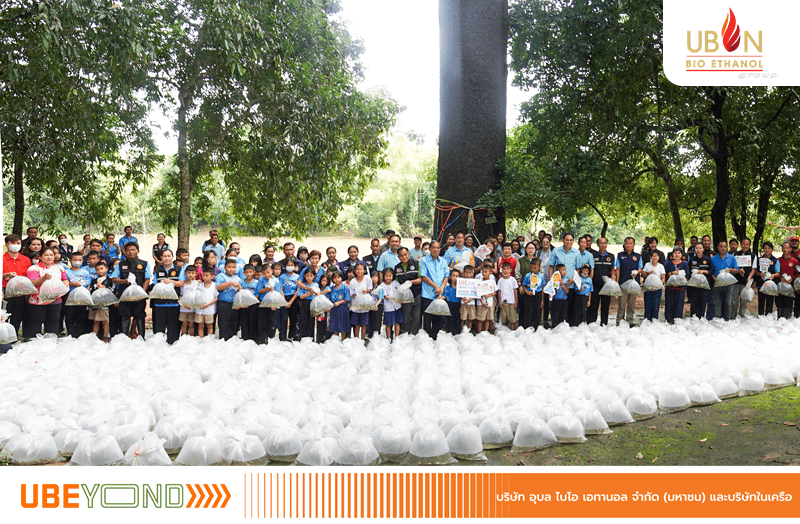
[570,263,594,326]
[88,260,111,341]
[179,265,198,336]
[64,251,91,337]
[378,268,402,340]
[550,264,570,328]
[520,258,544,329]
[475,263,498,333]
[215,258,243,340]
[255,263,279,344]
[239,264,259,341]
[328,271,351,340]
[497,262,519,330]
[278,259,301,341]
[349,262,372,340]
[460,265,477,332]
[367,271,383,340]
[196,269,218,338]
[314,274,332,343]
[443,269,461,335]
[297,268,318,339]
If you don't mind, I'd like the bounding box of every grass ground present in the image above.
[483,387,800,466]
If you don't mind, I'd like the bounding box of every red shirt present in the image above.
[498,256,517,273]
[779,256,799,280]
[2,252,31,288]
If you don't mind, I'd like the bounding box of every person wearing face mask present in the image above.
[63,252,92,337]
[58,234,74,261]
[2,234,32,350]
[216,248,245,279]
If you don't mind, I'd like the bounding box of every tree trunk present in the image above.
[729,177,747,241]
[176,93,191,251]
[647,151,684,242]
[588,202,608,239]
[709,90,730,247]
[13,155,24,236]
[437,0,508,241]
[753,166,776,251]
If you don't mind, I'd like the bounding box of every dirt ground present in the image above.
[485,387,800,467]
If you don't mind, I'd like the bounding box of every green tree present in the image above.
[149,0,399,249]
[505,0,695,240]
[0,0,161,235]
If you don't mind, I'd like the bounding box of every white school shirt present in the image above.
[348,276,373,303]
[379,281,400,312]
[497,275,519,304]
[643,262,666,276]
[478,279,498,308]
[197,283,219,315]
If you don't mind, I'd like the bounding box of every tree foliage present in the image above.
[0,0,161,234]
[146,0,399,248]
[498,0,800,246]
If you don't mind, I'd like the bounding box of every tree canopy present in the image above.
[492,0,800,246]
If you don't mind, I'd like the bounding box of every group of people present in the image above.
[2,225,798,350]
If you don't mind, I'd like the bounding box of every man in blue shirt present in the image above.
[118,226,139,259]
[102,233,120,259]
[201,229,226,253]
[377,235,402,272]
[203,233,226,260]
[549,232,580,321]
[710,240,739,320]
[420,241,450,340]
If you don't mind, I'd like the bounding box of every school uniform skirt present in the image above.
[328,303,351,333]
[350,311,369,327]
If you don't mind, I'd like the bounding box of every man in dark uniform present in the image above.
[587,237,615,325]
[394,247,422,335]
[615,237,643,325]
[151,249,182,344]
[362,238,383,279]
[111,242,151,339]
[641,237,666,265]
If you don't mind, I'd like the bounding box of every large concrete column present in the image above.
[437,0,507,243]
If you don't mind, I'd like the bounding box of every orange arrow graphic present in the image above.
[212,484,223,509]
[195,484,206,508]
[221,484,231,508]
[203,484,213,509]
[187,484,197,508]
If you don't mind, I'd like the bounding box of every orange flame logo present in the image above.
[721,8,741,52]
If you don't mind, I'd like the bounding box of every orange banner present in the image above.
[243,472,799,519]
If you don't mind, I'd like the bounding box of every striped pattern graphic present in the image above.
[243,472,509,519]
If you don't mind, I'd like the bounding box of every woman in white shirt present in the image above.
[641,250,666,321]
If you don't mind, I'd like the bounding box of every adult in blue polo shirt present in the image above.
[377,234,402,272]
[549,232,580,320]
[118,226,139,259]
[443,232,475,269]
[710,240,739,320]
[420,240,450,340]
[549,233,580,279]
[576,236,595,279]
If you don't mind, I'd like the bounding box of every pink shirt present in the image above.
[27,263,68,305]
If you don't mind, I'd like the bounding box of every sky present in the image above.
[152,1,530,154]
